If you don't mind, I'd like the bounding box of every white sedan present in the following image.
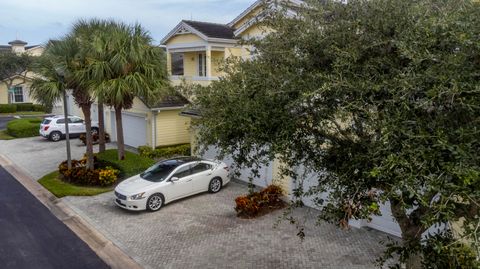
[114,157,230,211]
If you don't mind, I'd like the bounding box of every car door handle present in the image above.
[207,173,212,176]
[186,179,192,182]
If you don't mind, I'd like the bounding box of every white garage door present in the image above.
[366,202,402,237]
[91,104,98,122]
[110,112,147,148]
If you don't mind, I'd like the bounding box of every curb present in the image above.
[0,154,143,269]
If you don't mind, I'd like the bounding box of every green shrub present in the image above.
[96,149,155,178]
[0,104,17,113]
[16,103,34,111]
[138,144,191,159]
[58,157,119,187]
[32,104,47,112]
[6,118,41,138]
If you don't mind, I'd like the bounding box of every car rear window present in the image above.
[41,119,52,124]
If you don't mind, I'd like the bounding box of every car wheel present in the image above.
[146,193,164,212]
[49,131,62,142]
[91,128,99,136]
[209,177,223,193]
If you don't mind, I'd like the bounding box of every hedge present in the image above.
[0,103,47,113]
[138,143,191,159]
[96,149,155,178]
[16,103,34,111]
[6,118,42,138]
[0,104,17,113]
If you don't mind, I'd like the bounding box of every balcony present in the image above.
[167,45,230,87]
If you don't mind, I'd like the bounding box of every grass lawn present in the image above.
[0,111,46,116]
[97,149,155,178]
[38,171,113,198]
[0,130,15,140]
[39,150,154,197]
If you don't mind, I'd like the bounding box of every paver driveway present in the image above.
[0,136,113,179]
[64,181,392,269]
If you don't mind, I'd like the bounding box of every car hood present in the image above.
[115,175,156,195]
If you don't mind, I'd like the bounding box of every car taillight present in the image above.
[44,126,49,131]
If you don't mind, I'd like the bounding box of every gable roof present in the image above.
[183,20,235,39]
[161,20,236,45]
[228,0,264,28]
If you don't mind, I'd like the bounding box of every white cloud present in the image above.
[0,0,254,45]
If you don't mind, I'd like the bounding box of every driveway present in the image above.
[0,116,14,130]
[63,182,391,269]
[0,166,108,269]
[0,136,114,180]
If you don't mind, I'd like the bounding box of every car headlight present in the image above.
[130,192,146,200]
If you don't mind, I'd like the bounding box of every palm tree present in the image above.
[30,37,96,170]
[70,19,110,153]
[82,20,168,160]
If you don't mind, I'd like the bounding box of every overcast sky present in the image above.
[0,0,254,46]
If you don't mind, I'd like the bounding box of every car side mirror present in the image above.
[170,177,179,182]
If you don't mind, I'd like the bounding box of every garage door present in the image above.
[91,104,98,122]
[110,112,147,148]
[366,202,402,237]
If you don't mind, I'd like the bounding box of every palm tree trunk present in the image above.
[98,100,106,153]
[81,105,95,170]
[115,106,125,160]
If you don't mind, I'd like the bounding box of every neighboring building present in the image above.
[0,40,45,105]
[163,0,403,237]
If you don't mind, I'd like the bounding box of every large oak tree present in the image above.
[190,0,480,268]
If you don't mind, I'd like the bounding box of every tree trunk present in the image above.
[98,101,106,153]
[115,106,125,160]
[81,105,95,170]
[390,199,425,269]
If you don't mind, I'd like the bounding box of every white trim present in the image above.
[151,106,187,112]
[121,111,147,118]
[161,21,238,45]
[161,21,209,45]
[151,111,157,148]
[228,0,263,27]
[168,46,207,53]
[170,76,219,81]
[166,42,234,52]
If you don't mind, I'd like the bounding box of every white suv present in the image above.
[39,115,99,142]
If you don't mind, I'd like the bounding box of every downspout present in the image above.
[151,111,158,149]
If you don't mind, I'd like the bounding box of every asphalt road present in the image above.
[0,166,108,269]
[0,117,13,130]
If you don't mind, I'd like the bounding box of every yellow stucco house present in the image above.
[0,40,44,105]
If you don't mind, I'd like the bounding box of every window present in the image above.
[171,53,184,76]
[198,53,206,77]
[172,165,191,179]
[57,118,72,124]
[41,119,51,125]
[191,163,212,174]
[13,86,23,103]
[71,117,84,124]
[140,162,178,182]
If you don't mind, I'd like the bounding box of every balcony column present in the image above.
[166,49,172,76]
[206,45,212,78]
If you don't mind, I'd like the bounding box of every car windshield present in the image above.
[140,161,179,182]
[41,119,51,124]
